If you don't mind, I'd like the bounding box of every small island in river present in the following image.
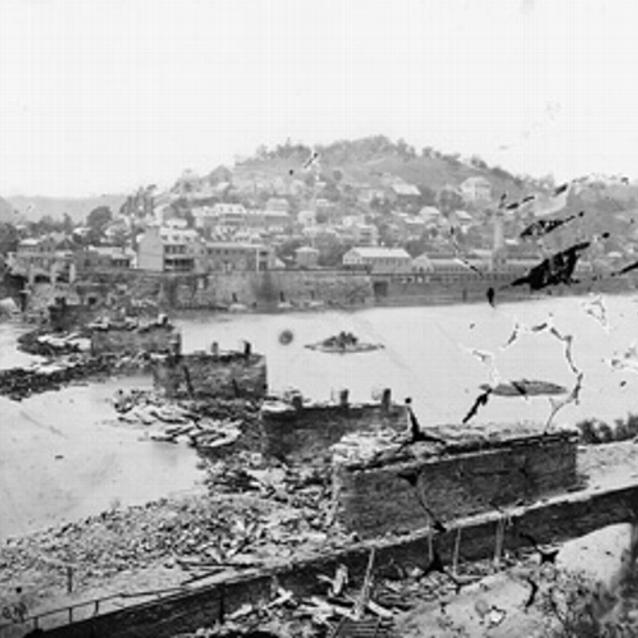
[304,331,384,354]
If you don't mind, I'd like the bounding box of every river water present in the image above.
[1,293,637,540]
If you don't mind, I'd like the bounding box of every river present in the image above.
[1,293,637,540]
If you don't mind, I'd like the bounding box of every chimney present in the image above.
[339,389,349,408]
[381,388,392,412]
[211,341,219,357]
[291,393,303,410]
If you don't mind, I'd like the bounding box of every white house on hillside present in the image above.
[460,176,492,203]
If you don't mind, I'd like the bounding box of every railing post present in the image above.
[94,599,100,616]
[68,606,73,623]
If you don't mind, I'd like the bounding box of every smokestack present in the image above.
[339,389,349,408]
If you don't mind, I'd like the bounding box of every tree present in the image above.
[62,213,74,234]
[31,215,62,235]
[275,238,304,263]
[416,185,437,207]
[315,210,329,225]
[109,226,129,248]
[470,155,488,170]
[317,237,352,267]
[436,188,464,216]
[0,223,18,256]
[86,206,113,234]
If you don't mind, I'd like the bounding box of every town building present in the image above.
[266,197,290,213]
[460,176,492,203]
[77,246,136,271]
[342,247,412,274]
[412,253,486,277]
[346,223,379,246]
[136,226,204,272]
[8,235,77,283]
[205,242,276,272]
[245,209,291,232]
[390,182,421,199]
[210,203,247,231]
[357,187,386,205]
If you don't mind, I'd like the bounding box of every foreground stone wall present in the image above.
[334,433,578,538]
[35,480,638,638]
[152,352,267,400]
[261,391,409,464]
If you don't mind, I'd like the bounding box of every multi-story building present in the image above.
[136,226,204,272]
[7,235,77,283]
[349,223,379,246]
[210,203,247,232]
[266,197,290,213]
[205,242,276,272]
[342,247,412,274]
[245,209,291,232]
[460,176,492,203]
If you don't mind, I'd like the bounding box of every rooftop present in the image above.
[347,247,412,259]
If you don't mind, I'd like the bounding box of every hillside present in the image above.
[233,136,535,199]
[0,196,22,224]
[6,194,127,223]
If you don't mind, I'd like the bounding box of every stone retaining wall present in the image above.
[333,433,578,538]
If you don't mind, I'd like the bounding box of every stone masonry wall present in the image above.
[90,325,175,356]
[66,269,374,311]
[261,394,409,464]
[333,435,578,538]
[152,352,267,400]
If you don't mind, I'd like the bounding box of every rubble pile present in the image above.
[112,388,262,452]
[0,454,348,619]
[17,329,91,356]
[0,351,159,400]
[0,356,110,400]
[171,552,527,638]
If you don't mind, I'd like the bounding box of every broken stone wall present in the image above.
[261,396,409,464]
[333,434,578,538]
[152,352,267,400]
[90,325,175,356]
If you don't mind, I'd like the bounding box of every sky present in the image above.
[1,0,638,197]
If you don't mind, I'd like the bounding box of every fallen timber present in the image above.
[22,475,638,638]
